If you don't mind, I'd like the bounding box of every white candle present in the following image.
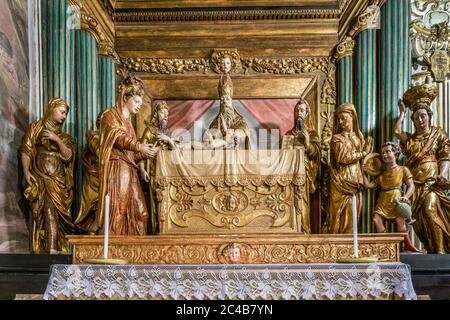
[104,194,110,259]
[352,195,359,258]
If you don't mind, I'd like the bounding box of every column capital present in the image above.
[97,43,121,63]
[77,10,119,62]
[334,37,356,61]
[349,4,381,38]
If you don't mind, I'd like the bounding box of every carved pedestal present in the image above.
[68,233,404,265]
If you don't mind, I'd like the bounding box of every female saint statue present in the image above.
[97,71,157,235]
[329,103,373,234]
[20,98,76,254]
[394,82,450,253]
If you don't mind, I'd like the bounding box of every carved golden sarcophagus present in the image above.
[156,148,305,234]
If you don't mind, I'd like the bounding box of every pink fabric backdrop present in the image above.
[166,99,298,137]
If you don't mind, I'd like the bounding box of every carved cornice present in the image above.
[114,9,340,23]
[333,37,356,61]
[98,0,115,18]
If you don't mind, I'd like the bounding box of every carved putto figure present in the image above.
[362,142,421,252]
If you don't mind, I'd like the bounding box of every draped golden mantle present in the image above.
[155,149,305,234]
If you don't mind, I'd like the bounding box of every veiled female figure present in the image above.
[394,84,450,253]
[282,99,320,233]
[329,103,373,234]
[20,98,76,254]
[97,73,157,236]
[75,112,104,234]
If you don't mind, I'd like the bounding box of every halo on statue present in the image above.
[363,152,382,177]
[82,258,129,265]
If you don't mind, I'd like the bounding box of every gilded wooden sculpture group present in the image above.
[20,56,450,255]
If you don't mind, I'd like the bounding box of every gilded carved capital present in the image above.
[349,5,381,38]
[333,37,356,61]
[97,43,120,63]
[76,10,118,61]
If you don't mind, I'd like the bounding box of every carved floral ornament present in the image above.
[122,52,331,76]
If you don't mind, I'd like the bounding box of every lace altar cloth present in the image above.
[44,263,416,300]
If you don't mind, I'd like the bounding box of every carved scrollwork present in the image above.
[72,240,400,264]
[122,57,210,74]
[166,182,297,232]
[333,37,356,61]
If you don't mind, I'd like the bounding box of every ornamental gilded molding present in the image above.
[349,4,381,38]
[77,11,119,61]
[122,55,331,76]
[333,37,356,61]
[114,9,340,23]
[72,242,399,264]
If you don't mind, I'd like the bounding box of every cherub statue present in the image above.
[362,142,421,252]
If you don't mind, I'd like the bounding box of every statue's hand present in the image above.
[42,130,60,143]
[301,130,310,148]
[436,175,449,187]
[139,143,158,158]
[139,168,150,183]
[398,197,411,205]
[24,171,37,186]
[233,134,241,147]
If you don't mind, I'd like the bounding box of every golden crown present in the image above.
[403,83,438,110]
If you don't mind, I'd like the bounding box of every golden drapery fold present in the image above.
[402,126,450,253]
[21,119,76,253]
[329,133,364,234]
[97,107,148,235]
[282,130,320,233]
[75,130,100,233]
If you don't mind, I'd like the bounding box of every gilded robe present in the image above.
[329,132,365,234]
[20,120,75,253]
[209,108,251,149]
[97,107,149,235]
[402,126,450,253]
[140,125,172,234]
[373,166,413,220]
[283,128,320,233]
[75,130,100,233]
